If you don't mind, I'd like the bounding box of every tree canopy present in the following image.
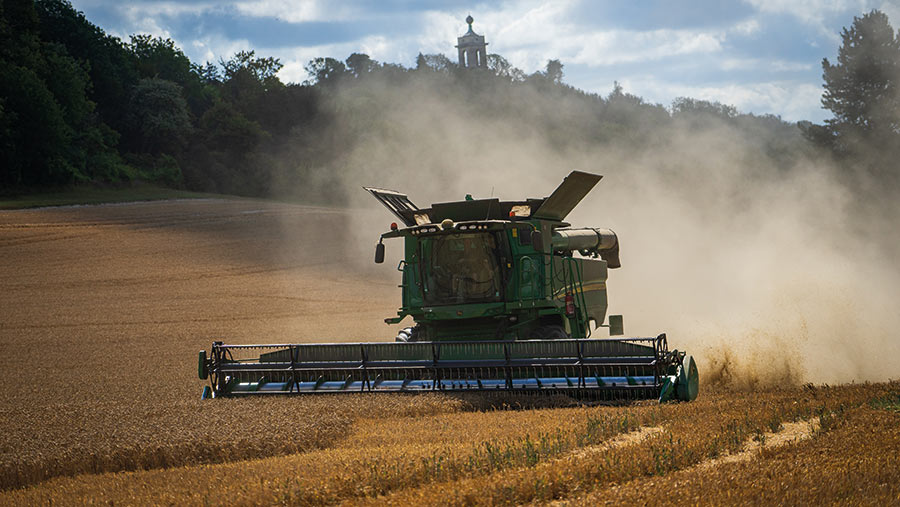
[2,0,895,204]
[803,9,900,188]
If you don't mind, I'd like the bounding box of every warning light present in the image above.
[390,222,398,230]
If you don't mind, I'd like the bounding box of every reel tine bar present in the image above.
[206,337,672,400]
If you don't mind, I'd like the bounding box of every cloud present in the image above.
[622,77,825,121]
[744,0,867,22]
[880,1,900,27]
[273,35,397,83]
[188,34,253,65]
[720,57,814,72]
[742,0,869,41]
[232,0,358,23]
[732,18,762,35]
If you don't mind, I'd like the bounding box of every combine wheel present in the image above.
[675,354,699,401]
[531,324,568,340]
[395,326,420,342]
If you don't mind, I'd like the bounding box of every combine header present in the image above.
[199,171,699,402]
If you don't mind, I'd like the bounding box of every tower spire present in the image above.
[456,15,488,68]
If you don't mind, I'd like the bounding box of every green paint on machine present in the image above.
[200,171,699,402]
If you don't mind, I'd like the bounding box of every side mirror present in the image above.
[608,315,624,336]
[374,241,385,264]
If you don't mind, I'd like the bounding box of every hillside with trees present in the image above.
[1,1,897,206]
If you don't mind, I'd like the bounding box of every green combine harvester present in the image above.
[199,171,699,402]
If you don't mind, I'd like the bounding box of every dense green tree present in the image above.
[199,101,266,156]
[818,10,900,154]
[415,53,454,74]
[196,61,221,83]
[544,59,564,84]
[304,57,346,85]
[1,0,43,68]
[0,61,75,186]
[128,34,213,116]
[346,52,378,77]
[126,77,191,155]
[800,9,900,191]
[218,50,306,136]
[221,50,282,87]
[672,96,738,120]
[487,53,524,81]
[35,0,137,134]
[1,0,124,186]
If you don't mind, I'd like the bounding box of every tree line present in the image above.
[1,1,897,201]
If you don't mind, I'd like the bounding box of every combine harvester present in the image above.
[199,171,699,402]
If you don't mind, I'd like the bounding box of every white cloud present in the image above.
[720,57,814,72]
[880,1,900,27]
[188,34,253,65]
[432,1,728,72]
[232,0,359,23]
[76,1,219,42]
[744,0,867,23]
[732,18,762,35]
[263,35,417,83]
[621,77,825,122]
[125,1,215,17]
[571,30,724,66]
[743,0,870,42]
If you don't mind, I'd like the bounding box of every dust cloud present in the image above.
[279,74,900,387]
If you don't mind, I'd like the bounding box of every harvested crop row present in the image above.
[357,383,893,506]
[4,384,893,506]
[566,403,900,505]
[0,401,654,505]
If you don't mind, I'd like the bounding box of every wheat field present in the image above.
[1,199,897,505]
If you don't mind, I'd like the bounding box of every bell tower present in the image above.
[456,15,488,68]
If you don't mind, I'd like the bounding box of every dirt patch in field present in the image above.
[697,417,819,470]
[569,425,664,460]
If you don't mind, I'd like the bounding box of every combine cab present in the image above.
[199,171,699,402]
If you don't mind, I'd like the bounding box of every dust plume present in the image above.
[276,70,900,387]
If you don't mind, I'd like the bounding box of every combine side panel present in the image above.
[364,187,419,226]
[533,171,602,221]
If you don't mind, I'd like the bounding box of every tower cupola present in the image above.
[456,15,488,68]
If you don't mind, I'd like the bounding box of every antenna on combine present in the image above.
[484,186,495,219]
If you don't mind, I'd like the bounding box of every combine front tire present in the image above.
[395,326,420,342]
[675,354,699,401]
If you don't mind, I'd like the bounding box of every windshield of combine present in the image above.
[422,232,502,305]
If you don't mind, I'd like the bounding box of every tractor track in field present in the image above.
[553,416,823,506]
[694,417,819,470]
[568,425,665,460]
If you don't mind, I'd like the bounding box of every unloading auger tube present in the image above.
[198,335,698,402]
[197,170,700,403]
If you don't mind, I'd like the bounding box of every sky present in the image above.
[70,0,900,123]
